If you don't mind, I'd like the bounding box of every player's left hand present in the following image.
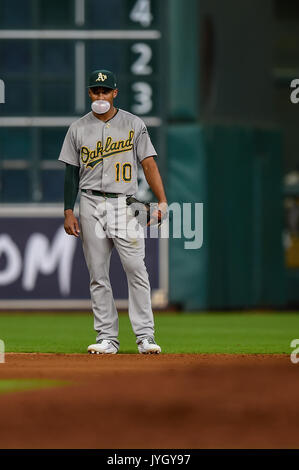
[147,201,168,227]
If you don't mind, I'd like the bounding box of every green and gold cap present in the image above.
[88,69,117,89]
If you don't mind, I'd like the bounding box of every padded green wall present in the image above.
[168,0,199,120]
[167,125,285,309]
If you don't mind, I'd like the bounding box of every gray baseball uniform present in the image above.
[58,109,157,350]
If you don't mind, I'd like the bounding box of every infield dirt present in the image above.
[0,353,298,449]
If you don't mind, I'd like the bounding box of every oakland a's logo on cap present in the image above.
[96,73,107,82]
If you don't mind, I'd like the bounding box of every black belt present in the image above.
[81,189,121,198]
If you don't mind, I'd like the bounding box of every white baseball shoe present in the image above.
[137,336,161,354]
[87,339,118,354]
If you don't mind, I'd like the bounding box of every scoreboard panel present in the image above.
[0,0,167,202]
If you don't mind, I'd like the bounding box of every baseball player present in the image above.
[58,69,167,354]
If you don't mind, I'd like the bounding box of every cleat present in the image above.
[137,336,161,354]
[87,339,118,355]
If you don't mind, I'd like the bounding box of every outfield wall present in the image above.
[167,124,285,310]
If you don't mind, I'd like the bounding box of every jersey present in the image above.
[58,109,157,195]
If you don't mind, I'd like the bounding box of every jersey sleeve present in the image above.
[58,125,80,167]
[135,123,157,163]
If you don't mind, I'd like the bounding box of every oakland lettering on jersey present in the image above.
[81,130,134,169]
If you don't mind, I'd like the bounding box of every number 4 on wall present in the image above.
[130,0,153,28]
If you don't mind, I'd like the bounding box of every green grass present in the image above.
[0,379,68,395]
[0,312,298,354]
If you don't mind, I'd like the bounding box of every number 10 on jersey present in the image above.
[115,162,132,182]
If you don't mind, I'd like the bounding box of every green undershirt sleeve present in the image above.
[64,163,80,211]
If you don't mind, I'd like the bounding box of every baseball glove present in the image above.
[126,196,167,228]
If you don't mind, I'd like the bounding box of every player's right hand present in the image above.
[64,210,80,237]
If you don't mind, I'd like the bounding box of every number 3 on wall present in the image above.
[115,162,132,182]
[131,82,152,114]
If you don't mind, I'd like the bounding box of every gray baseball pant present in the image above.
[79,191,155,350]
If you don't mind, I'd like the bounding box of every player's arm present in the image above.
[141,156,167,203]
[141,156,168,225]
[64,163,80,237]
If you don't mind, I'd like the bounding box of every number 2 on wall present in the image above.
[115,162,132,182]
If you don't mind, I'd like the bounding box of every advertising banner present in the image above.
[0,208,167,309]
